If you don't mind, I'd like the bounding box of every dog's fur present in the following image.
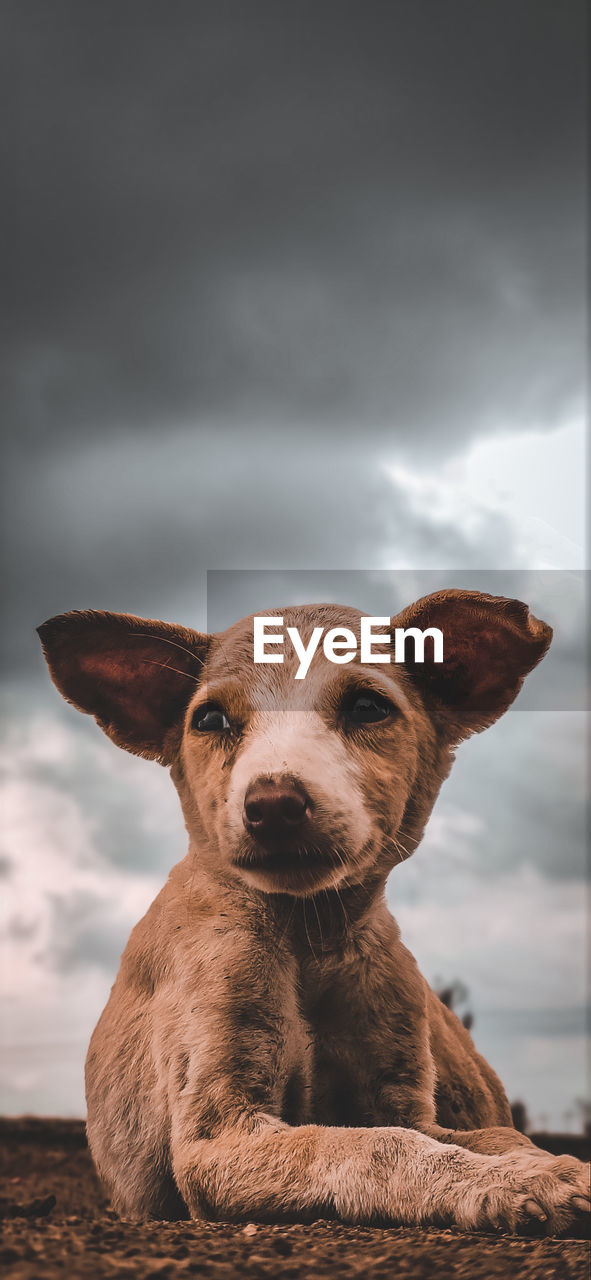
[38,591,590,1232]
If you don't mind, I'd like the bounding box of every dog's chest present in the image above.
[279,1014,375,1128]
[280,977,401,1128]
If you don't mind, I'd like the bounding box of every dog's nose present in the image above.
[243,776,311,835]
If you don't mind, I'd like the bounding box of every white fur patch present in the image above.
[225,710,371,851]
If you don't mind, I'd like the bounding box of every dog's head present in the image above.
[38,592,551,898]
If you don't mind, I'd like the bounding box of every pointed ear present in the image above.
[392,590,552,740]
[37,610,209,763]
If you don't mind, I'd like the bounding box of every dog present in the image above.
[38,590,590,1232]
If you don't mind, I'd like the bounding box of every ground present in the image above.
[1,1119,589,1279]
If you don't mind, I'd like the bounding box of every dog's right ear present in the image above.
[37,610,209,764]
[391,589,551,742]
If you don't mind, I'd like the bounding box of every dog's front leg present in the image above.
[171,1114,589,1233]
[424,1123,538,1155]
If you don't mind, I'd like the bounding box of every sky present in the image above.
[1,0,588,1130]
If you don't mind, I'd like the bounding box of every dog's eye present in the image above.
[345,691,393,725]
[191,703,231,733]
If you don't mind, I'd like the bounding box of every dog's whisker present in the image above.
[383,833,414,864]
[327,878,351,940]
[310,888,325,954]
[132,632,206,667]
[302,898,321,968]
[140,659,202,683]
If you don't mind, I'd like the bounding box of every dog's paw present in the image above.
[464,1151,590,1235]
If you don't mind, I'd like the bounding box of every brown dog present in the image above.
[38,590,590,1232]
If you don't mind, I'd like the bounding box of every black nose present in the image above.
[243,776,311,836]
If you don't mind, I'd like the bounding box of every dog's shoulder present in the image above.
[426,985,512,1128]
[118,855,219,996]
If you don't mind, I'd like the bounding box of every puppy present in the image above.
[38,590,590,1231]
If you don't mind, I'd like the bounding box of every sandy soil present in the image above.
[1,1118,589,1279]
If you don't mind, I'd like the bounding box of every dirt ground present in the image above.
[1,1119,589,1279]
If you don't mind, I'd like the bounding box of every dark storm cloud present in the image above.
[3,1,585,676]
[4,0,585,454]
[2,431,518,673]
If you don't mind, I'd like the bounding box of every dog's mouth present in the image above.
[235,843,336,872]
[232,834,342,893]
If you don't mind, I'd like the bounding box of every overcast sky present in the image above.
[1,1,587,1130]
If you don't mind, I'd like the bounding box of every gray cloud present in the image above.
[434,710,588,883]
[0,436,516,673]
[3,2,585,680]
[41,891,135,974]
[478,1008,589,1040]
[4,0,585,456]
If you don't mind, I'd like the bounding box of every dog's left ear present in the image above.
[392,589,552,740]
[37,610,209,763]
